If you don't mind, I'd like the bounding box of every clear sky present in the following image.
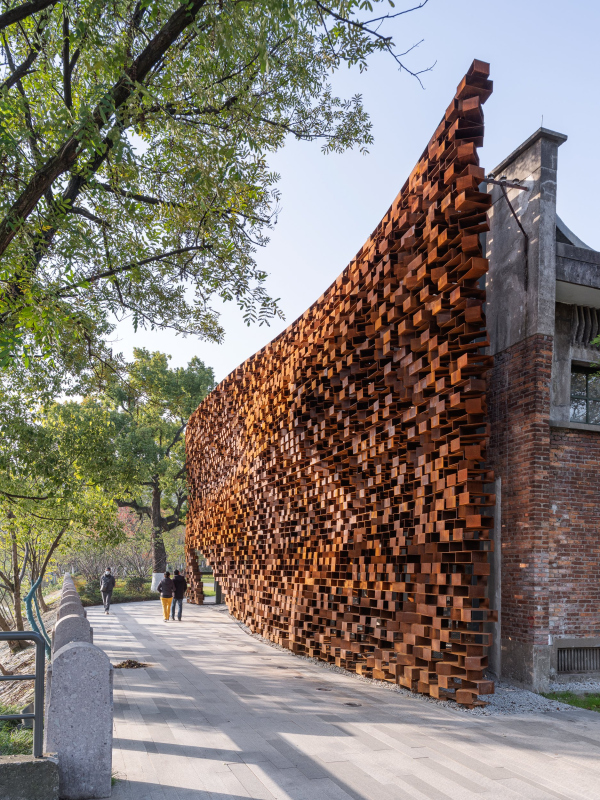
[113,0,600,383]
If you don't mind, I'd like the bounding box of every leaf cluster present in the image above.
[0,0,428,368]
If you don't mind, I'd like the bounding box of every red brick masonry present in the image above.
[489,332,600,655]
[549,427,600,639]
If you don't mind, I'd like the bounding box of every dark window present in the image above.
[570,366,600,424]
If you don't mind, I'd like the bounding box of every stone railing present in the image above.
[44,574,113,800]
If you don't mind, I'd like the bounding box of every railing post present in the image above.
[0,631,45,758]
[33,631,45,758]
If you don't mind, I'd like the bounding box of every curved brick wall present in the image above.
[186,60,496,706]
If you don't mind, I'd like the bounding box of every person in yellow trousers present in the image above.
[157,571,174,621]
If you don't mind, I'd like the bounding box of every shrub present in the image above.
[79,579,156,607]
[125,576,148,593]
[0,705,34,756]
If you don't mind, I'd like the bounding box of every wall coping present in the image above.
[550,419,600,433]
[489,126,567,178]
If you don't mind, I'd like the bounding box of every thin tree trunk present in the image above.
[10,532,24,632]
[151,481,167,574]
[0,605,23,652]
[36,527,66,611]
[37,583,49,613]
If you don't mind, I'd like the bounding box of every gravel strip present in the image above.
[548,679,600,694]
[216,608,582,717]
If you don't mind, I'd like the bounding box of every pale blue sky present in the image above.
[114,0,600,382]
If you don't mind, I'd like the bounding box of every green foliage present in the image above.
[125,575,148,592]
[0,347,211,591]
[50,349,214,541]
[0,706,33,755]
[542,691,600,712]
[0,0,427,369]
[79,578,155,606]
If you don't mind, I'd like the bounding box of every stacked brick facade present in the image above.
[186,61,497,706]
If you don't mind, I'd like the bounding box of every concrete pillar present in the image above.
[52,614,92,654]
[486,128,567,691]
[44,642,113,800]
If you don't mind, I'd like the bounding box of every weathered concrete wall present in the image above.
[486,128,566,356]
[0,755,59,800]
[486,126,600,689]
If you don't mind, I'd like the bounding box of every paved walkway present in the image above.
[89,602,600,800]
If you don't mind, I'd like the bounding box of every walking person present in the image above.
[100,567,116,615]
[171,569,187,621]
[157,571,174,622]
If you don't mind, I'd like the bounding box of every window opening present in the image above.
[570,366,600,424]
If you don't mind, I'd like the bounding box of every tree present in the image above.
[0,0,430,368]
[52,348,214,576]
[0,358,126,627]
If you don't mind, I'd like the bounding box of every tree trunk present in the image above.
[37,583,49,613]
[34,528,66,612]
[0,606,24,653]
[151,481,167,574]
[10,532,24,632]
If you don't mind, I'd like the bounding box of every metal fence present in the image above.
[0,631,45,757]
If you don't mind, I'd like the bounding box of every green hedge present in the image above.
[79,579,156,607]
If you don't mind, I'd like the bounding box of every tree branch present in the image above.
[312,0,434,82]
[115,498,151,518]
[62,11,72,109]
[18,541,29,583]
[56,243,212,295]
[0,0,209,258]
[93,181,181,207]
[165,421,186,458]
[37,525,67,584]
[0,0,57,32]
[0,41,39,91]
[67,206,109,226]
[0,489,51,501]
[0,569,14,593]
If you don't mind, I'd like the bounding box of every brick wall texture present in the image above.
[548,426,600,638]
[488,331,600,648]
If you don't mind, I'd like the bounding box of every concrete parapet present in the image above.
[0,754,59,800]
[56,600,85,621]
[45,577,113,799]
[52,614,93,654]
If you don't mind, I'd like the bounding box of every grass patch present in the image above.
[79,579,156,607]
[542,691,600,712]
[0,705,34,755]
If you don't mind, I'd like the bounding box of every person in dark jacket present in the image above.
[171,570,187,621]
[157,572,174,621]
[100,568,116,614]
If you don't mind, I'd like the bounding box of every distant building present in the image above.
[486,128,600,689]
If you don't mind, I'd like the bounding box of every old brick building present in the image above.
[486,128,600,689]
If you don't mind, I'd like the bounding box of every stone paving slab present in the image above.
[88,602,600,800]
